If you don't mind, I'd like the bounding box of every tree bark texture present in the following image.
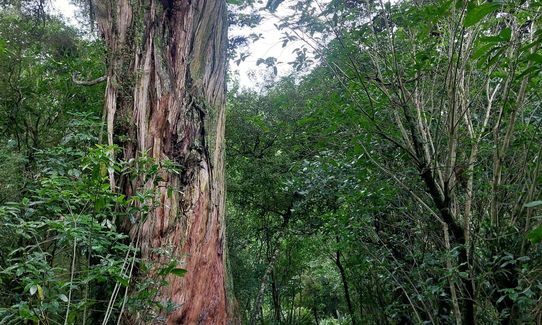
[96,0,228,323]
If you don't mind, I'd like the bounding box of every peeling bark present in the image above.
[96,0,228,323]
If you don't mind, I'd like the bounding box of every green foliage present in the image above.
[0,143,26,203]
[464,2,501,27]
[1,0,542,324]
[0,141,189,323]
[0,8,188,324]
[226,0,542,323]
[0,10,105,162]
[0,144,129,324]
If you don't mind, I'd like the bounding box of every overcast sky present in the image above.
[50,0,306,90]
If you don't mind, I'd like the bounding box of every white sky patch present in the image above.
[229,2,304,90]
[50,0,309,90]
[49,0,79,27]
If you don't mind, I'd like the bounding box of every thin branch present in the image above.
[72,73,107,86]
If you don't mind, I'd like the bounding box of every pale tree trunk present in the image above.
[96,0,228,323]
[250,230,284,324]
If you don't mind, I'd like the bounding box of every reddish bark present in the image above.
[96,0,228,323]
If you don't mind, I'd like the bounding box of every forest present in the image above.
[0,0,541,324]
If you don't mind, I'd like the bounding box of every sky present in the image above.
[228,1,304,89]
[49,0,78,27]
[49,0,306,90]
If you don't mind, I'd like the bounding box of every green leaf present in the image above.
[524,200,542,208]
[158,261,176,276]
[499,28,512,42]
[95,197,106,212]
[472,44,497,60]
[464,3,500,27]
[59,294,69,302]
[527,224,542,244]
[526,53,542,64]
[517,66,539,79]
[480,35,503,43]
[116,276,129,287]
[169,268,187,277]
[158,261,187,277]
[485,46,505,67]
[18,303,36,320]
[479,28,510,44]
[266,0,285,12]
[37,285,44,300]
[517,256,530,262]
[0,38,6,54]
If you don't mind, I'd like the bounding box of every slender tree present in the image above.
[96,0,228,323]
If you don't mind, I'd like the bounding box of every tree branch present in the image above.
[72,73,107,86]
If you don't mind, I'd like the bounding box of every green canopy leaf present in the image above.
[464,3,500,27]
[527,224,542,244]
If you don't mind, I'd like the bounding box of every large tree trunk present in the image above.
[96,0,228,323]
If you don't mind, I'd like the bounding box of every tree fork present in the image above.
[401,98,475,324]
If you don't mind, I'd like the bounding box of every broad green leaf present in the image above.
[527,224,542,243]
[99,162,108,177]
[524,200,542,208]
[526,53,542,64]
[485,47,506,67]
[158,261,177,276]
[479,28,510,43]
[472,43,497,60]
[517,66,539,79]
[499,28,512,42]
[464,3,500,27]
[169,268,188,277]
[95,197,106,212]
[480,35,504,43]
[37,285,44,300]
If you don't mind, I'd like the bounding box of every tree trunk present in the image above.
[249,231,283,324]
[96,0,228,323]
[334,240,356,325]
[250,204,292,324]
[271,270,281,323]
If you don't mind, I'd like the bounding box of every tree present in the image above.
[2,0,542,324]
[95,0,228,323]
